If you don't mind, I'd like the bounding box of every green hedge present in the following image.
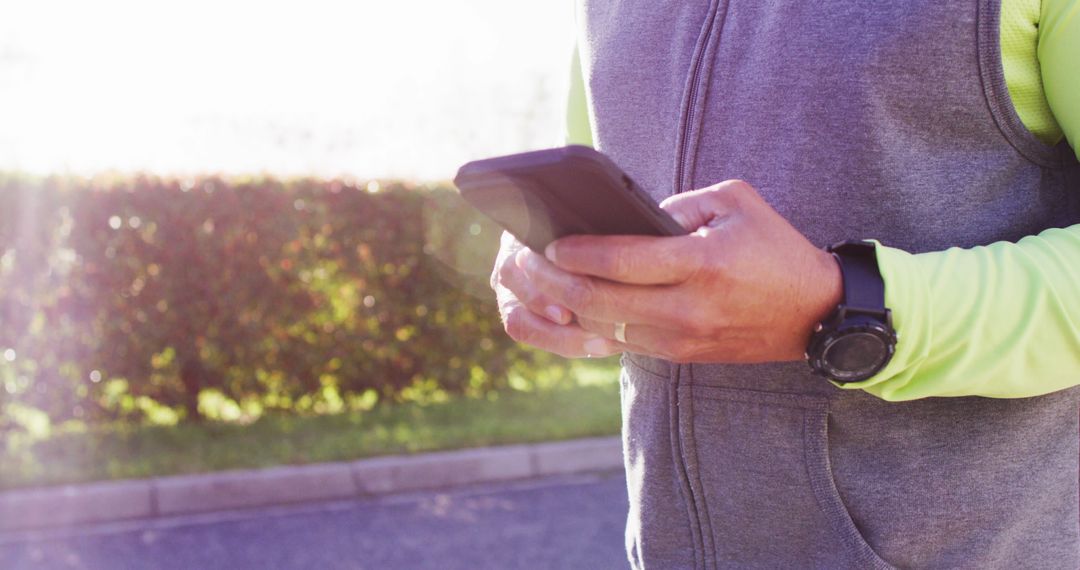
[0,174,561,427]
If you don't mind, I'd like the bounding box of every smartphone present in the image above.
[453,145,687,253]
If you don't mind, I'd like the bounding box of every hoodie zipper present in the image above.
[674,0,722,195]
[671,3,723,569]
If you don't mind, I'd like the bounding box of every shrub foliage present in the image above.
[0,175,550,426]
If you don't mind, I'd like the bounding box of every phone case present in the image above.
[453,145,686,252]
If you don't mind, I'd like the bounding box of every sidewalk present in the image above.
[0,436,622,533]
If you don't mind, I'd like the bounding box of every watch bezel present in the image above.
[808,311,896,383]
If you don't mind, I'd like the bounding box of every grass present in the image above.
[0,360,622,491]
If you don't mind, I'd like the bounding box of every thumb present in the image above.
[659,182,743,231]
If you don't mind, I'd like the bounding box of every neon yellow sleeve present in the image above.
[837,230,1080,400]
[839,0,1080,400]
[565,44,594,148]
[1002,0,1063,145]
[1041,0,1080,160]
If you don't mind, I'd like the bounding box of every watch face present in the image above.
[822,330,889,382]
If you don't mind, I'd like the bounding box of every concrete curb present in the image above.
[0,436,622,532]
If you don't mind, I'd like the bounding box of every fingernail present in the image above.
[544,242,557,264]
[545,305,568,324]
[583,336,610,355]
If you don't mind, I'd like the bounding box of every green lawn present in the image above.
[0,360,622,491]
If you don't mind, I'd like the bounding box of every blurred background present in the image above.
[0,3,626,564]
[1,0,573,177]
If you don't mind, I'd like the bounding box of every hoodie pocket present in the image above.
[686,385,895,569]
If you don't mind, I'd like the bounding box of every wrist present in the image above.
[802,248,844,342]
[777,249,842,361]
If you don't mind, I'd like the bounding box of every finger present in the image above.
[608,323,695,362]
[658,180,752,232]
[490,231,527,290]
[501,301,623,358]
[576,315,667,357]
[518,249,679,326]
[496,251,573,324]
[575,315,615,338]
[544,234,701,285]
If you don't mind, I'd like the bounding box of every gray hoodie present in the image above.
[577,0,1080,567]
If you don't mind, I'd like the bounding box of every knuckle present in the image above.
[669,342,699,363]
[730,179,758,200]
[670,247,705,281]
[563,278,595,311]
[497,268,535,304]
[575,316,598,335]
[684,318,714,339]
[713,179,751,204]
[608,249,633,280]
[725,179,750,193]
[491,258,511,291]
[708,252,733,280]
[503,308,531,343]
[497,257,518,283]
[655,340,685,362]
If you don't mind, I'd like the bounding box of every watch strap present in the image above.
[828,241,886,318]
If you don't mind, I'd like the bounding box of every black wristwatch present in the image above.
[806,240,897,383]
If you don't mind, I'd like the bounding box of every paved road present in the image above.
[0,472,629,570]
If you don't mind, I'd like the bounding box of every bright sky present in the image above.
[0,0,575,180]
